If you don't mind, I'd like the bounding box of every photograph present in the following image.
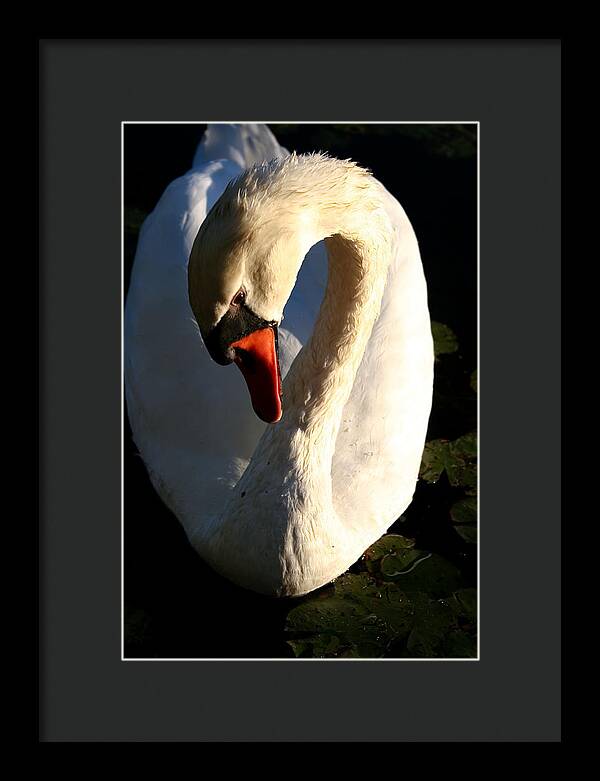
[123,121,478,660]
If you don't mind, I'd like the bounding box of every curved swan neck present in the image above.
[282,173,394,442]
[287,233,391,436]
[222,153,396,449]
[199,152,395,436]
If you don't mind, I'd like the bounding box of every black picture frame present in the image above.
[39,38,561,742]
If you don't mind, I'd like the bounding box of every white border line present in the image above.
[121,121,480,662]
[121,121,125,661]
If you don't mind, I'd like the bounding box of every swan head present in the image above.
[188,160,316,424]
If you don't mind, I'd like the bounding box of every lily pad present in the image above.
[450,496,477,524]
[365,533,416,558]
[453,431,477,459]
[362,536,460,592]
[420,431,477,492]
[450,497,477,543]
[454,525,477,544]
[380,550,431,578]
[382,553,464,597]
[363,534,416,575]
[285,553,471,658]
[452,588,477,622]
[285,587,392,658]
[406,599,455,656]
[419,440,450,484]
[432,321,459,357]
[442,630,477,658]
[470,369,477,393]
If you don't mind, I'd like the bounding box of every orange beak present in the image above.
[230,327,282,423]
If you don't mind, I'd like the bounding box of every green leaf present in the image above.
[287,639,312,658]
[442,630,477,658]
[450,497,477,525]
[363,534,416,575]
[452,431,477,459]
[406,599,455,657]
[451,493,478,543]
[446,458,476,492]
[284,589,388,658]
[380,549,431,578]
[365,533,416,559]
[454,525,478,544]
[431,321,459,357]
[284,538,475,658]
[419,439,450,483]
[470,370,477,393]
[381,553,464,597]
[452,588,477,622]
[362,536,461,592]
[420,432,477,490]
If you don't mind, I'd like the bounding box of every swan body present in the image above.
[125,124,434,597]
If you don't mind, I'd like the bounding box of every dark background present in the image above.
[40,40,560,741]
[123,123,478,658]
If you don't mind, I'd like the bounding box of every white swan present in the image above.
[125,124,434,597]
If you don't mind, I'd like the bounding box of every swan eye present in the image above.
[231,289,246,307]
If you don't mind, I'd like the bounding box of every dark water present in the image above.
[123,124,477,658]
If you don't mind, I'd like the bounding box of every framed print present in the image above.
[39,39,561,742]
[123,120,479,662]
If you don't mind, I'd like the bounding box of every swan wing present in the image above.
[331,185,435,544]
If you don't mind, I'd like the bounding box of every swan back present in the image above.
[192,123,288,170]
